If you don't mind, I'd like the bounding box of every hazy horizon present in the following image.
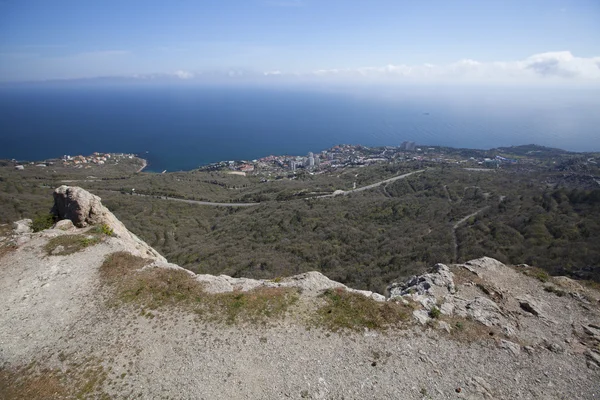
[1,1,599,86]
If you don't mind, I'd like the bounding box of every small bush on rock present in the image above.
[31,213,55,232]
[429,307,441,319]
[93,224,114,237]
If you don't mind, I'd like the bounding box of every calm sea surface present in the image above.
[1,85,598,172]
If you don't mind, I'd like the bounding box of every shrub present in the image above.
[93,224,114,236]
[31,213,55,232]
[428,307,441,319]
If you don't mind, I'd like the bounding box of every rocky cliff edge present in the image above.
[0,186,599,399]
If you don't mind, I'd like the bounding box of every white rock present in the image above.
[54,219,75,231]
[500,339,521,357]
[12,219,32,234]
[412,310,430,325]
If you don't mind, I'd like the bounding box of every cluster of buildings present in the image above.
[201,141,527,177]
[60,152,136,167]
[399,141,417,151]
[12,152,138,171]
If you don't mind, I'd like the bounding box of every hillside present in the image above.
[2,149,599,293]
[1,186,599,399]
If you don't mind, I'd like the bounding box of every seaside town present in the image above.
[12,152,142,171]
[199,141,525,177]
[11,143,593,180]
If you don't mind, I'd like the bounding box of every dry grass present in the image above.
[314,288,410,332]
[581,279,600,292]
[0,244,16,260]
[0,366,65,400]
[517,266,551,283]
[442,316,506,343]
[451,265,483,286]
[543,285,567,297]
[0,224,16,260]
[45,234,101,256]
[100,251,299,324]
[199,287,299,324]
[0,358,109,400]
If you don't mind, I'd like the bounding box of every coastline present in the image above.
[136,158,148,173]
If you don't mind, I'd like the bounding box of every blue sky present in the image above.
[1,0,599,83]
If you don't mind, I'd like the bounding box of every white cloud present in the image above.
[173,70,194,79]
[278,51,600,84]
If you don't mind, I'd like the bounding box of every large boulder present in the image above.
[51,185,166,262]
[52,185,105,228]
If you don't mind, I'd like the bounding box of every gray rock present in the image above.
[464,297,503,327]
[437,320,452,333]
[465,256,506,272]
[370,293,386,302]
[52,185,105,227]
[517,297,544,317]
[545,342,565,354]
[586,350,600,369]
[500,339,521,356]
[15,236,31,246]
[12,219,32,234]
[468,376,494,399]
[387,263,455,299]
[412,310,430,325]
[582,324,600,342]
[440,301,455,315]
[53,219,75,231]
[51,245,65,255]
[193,269,388,300]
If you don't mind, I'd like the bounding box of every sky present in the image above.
[0,0,599,84]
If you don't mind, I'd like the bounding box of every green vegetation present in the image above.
[93,223,115,236]
[520,266,551,283]
[1,145,599,292]
[44,234,101,256]
[315,288,410,332]
[31,213,55,232]
[428,307,441,319]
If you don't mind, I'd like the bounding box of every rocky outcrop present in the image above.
[47,186,385,300]
[51,185,165,261]
[190,269,385,300]
[387,256,600,368]
[52,185,105,227]
[387,259,518,332]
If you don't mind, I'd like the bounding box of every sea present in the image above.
[1,83,599,172]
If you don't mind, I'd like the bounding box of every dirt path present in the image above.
[101,190,260,207]
[451,206,490,262]
[317,169,427,198]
